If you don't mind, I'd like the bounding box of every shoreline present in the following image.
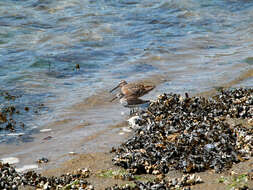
[0,69,252,189]
[41,152,253,190]
[42,87,253,189]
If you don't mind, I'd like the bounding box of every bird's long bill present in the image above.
[109,84,120,93]
[110,96,118,102]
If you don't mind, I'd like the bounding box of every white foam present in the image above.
[122,127,132,133]
[127,116,141,128]
[16,164,38,172]
[7,133,25,136]
[1,157,19,164]
[40,129,52,133]
[31,126,38,129]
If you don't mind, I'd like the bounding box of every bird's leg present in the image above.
[130,108,134,115]
[130,107,137,116]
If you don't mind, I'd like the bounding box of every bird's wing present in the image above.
[123,83,145,96]
[124,95,149,105]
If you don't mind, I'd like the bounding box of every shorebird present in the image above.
[110,80,155,99]
[111,93,150,115]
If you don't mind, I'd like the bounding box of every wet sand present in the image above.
[196,67,253,97]
[0,68,253,189]
[42,152,253,190]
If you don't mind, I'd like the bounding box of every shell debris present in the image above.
[112,88,253,174]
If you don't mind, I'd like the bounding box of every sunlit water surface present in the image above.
[0,0,253,144]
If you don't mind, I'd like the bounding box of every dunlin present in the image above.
[110,80,155,99]
[111,93,150,115]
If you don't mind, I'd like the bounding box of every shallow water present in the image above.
[0,0,253,169]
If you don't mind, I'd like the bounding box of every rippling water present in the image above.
[0,0,253,143]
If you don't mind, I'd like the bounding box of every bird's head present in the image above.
[109,80,127,93]
[119,80,127,87]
